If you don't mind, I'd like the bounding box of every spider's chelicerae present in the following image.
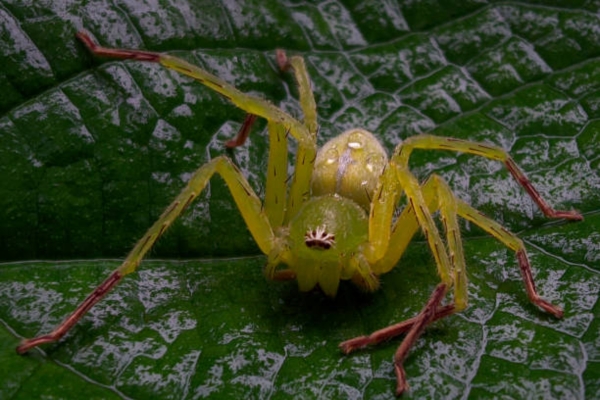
[17,31,583,395]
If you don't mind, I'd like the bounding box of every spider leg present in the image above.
[17,156,278,354]
[76,32,317,220]
[364,166,402,264]
[224,115,286,229]
[342,284,451,396]
[76,32,311,145]
[339,305,455,353]
[343,173,464,339]
[344,162,566,350]
[276,49,318,136]
[391,163,454,287]
[225,113,258,148]
[393,282,448,395]
[394,134,582,221]
[455,197,564,317]
[377,171,565,317]
[365,163,456,395]
[343,164,566,393]
[263,122,288,228]
[276,49,318,221]
[343,173,466,394]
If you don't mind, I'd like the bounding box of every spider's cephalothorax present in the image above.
[18,32,583,396]
[279,128,386,296]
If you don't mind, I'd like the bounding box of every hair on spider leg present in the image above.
[285,173,294,185]
[364,186,373,205]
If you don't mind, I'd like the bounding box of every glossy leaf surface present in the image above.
[1,1,599,399]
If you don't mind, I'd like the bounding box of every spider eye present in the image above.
[366,152,386,173]
[304,226,335,250]
[324,148,339,165]
[347,131,365,149]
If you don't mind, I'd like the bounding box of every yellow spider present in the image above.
[17,31,583,395]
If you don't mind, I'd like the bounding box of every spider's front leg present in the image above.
[16,156,278,354]
[342,138,578,394]
[18,34,320,354]
[342,172,469,350]
[343,167,465,395]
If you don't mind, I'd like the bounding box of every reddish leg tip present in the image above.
[394,364,409,396]
[504,159,584,223]
[554,308,565,319]
[225,114,257,148]
[276,49,291,72]
[224,139,239,148]
[556,210,583,221]
[339,337,368,354]
[538,300,564,319]
[76,31,95,49]
[16,343,29,355]
[395,384,409,397]
[76,31,160,62]
[16,333,62,354]
[16,337,44,355]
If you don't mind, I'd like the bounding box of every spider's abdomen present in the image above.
[287,194,368,296]
[311,129,388,210]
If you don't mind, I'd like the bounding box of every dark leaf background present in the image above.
[0,1,599,399]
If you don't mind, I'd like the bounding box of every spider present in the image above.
[17,31,583,395]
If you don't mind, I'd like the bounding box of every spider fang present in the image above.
[305,226,336,249]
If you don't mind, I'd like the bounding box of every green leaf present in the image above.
[1,1,599,399]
